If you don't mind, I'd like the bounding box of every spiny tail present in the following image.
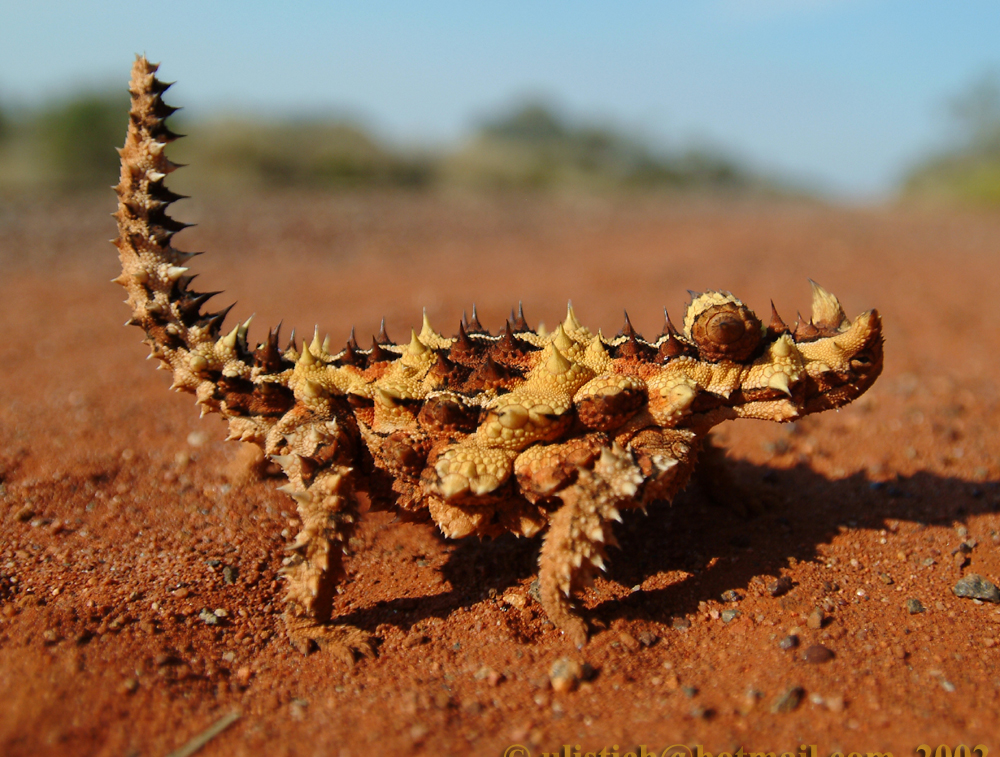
[112,55,293,446]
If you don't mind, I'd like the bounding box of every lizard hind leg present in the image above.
[538,443,643,648]
[268,413,375,664]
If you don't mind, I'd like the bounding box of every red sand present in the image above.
[1,191,999,756]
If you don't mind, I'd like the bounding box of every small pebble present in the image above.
[768,576,793,597]
[906,598,926,614]
[502,591,527,610]
[222,566,238,584]
[681,685,699,698]
[119,678,139,695]
[721,609,741,624]
[637,630,658,648]
[671,617,691,631]
[771,685,804,713]
[825,694,845,712]
[807,608,825,629]
[618,631,640,652]
[721,589,742,603]
[402,632,429,648]
[549,658,583,693]
[879,573,894,585]
[779,634,800,651]
[803,644,835,664]
[13,506,35,523]
[952,574,1000,603]
[199,608,219,625]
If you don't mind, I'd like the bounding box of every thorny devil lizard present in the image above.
[112,56,884,662]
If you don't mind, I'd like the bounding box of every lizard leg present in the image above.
[269,411,375,664]
[538,443,643,647]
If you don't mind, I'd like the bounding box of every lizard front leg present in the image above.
[537,428,699,646]
[538,443,643,647]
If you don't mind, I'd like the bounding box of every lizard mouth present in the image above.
[798,309,884,414]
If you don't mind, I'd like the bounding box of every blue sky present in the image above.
[3,1,998,198]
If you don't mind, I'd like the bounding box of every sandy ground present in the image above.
[1,190,1000,756]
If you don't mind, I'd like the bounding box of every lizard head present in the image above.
[677,281,883,426]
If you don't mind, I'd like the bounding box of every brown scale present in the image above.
[610,311,657,361]
[514,435,607,502]
[253,324,287,374]
[379,431,432,478]
[218,375,295,417]
[575,386,647,431]
[490,320,539,363]
[426,351,473,389]
[417,394,480,435]
[655,310,693,363]
[447,322,480,365]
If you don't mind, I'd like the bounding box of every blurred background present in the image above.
[1,0,999,205]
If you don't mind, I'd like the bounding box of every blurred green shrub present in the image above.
[37,90,131,186]
[445,101,757,192]
[0,88,779,196]
[169,118,435,190]
[903,72,1000,206]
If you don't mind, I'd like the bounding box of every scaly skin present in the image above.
[112,56,884,657]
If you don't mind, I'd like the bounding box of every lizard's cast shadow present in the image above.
[336,457,998,636]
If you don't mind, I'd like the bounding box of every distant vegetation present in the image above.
[443,101,762,192]
[903,72,1000,206]
[0,87,786,196]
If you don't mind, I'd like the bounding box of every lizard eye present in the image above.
[850,353,873,371]
[688,301,762,362]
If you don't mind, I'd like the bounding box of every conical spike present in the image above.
[237,315,254,346]
[286,328,298,353]
[369,337,394,363]
[339,338,362,367]
[298,343,316,366]
[220,324,239,350]
[808,279,849,332]
[376,318,392,345]
[564,301,582,333]
[419,309,438,341]
[254,322,283,372]
[618,311,638,339]
[546,344,573,376]
[552,323,574,353]
[348,327,360,350]
[429,351,454,381]
[475,354,507,387]
[512,301,530,332]
[768,301,789,336]
[408,329,429,355]
[450,321,475,359]
[310,326,323,356]
[586,332,610,363]
[202,302,236,337]
[466,304,486,334]
[496,320,518,354]
[768,372,792,396]
[793,312,820,342]
[660,309,681,338]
